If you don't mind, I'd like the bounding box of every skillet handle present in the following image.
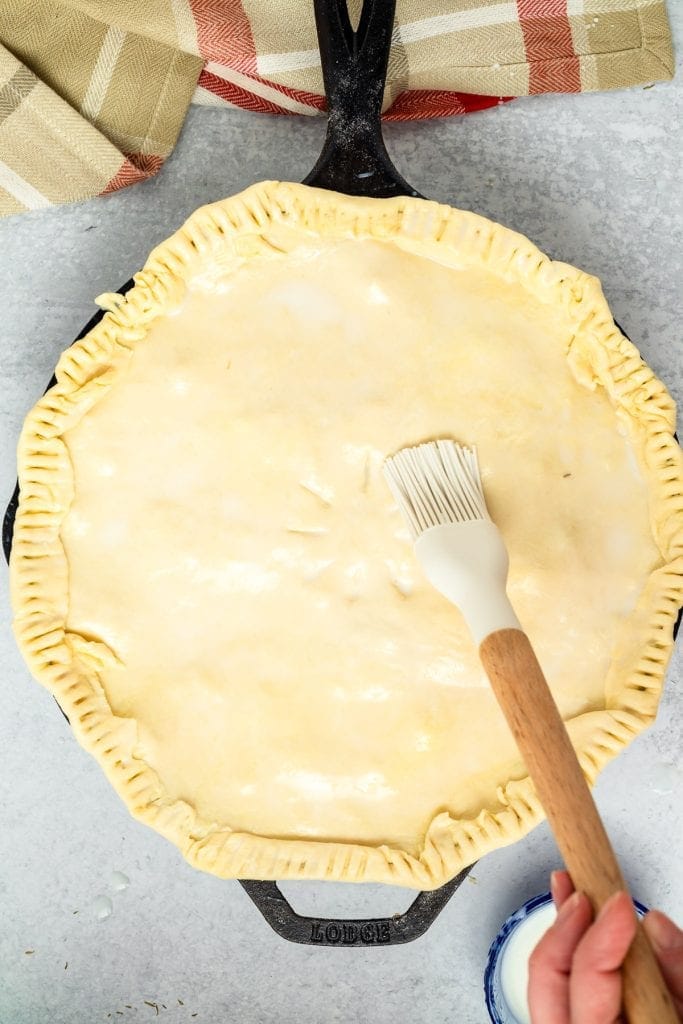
[303,0,418,198]
[239,868,470,946]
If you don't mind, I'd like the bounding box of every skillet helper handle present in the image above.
[239,871,470,946]
[304,0,416,198]
[479,628,678,1024]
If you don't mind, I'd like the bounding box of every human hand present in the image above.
[527,870,683,1023]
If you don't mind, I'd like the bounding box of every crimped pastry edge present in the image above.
[11,181,683,889]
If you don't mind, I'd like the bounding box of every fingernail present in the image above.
[558,891,583,919]
[644,911,683,951]
[550,871,562,903]
[597,891,627,921]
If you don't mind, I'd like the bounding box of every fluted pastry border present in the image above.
[11,182,683,889]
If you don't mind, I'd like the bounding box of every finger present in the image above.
[528,891,593,1024]
[643,911,683,1015]
[569,891,637,1024]
[551,870,575,910]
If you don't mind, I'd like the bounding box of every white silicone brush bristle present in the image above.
[383,440,490,539]
[383,439,520,642]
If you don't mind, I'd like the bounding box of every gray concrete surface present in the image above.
[1,10,681,1024]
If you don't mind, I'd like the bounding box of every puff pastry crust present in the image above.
[11,182,683,888]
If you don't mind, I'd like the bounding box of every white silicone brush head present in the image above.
[383,440,489,537]
[383,440,521,644]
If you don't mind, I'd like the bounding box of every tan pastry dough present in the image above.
[11,182,683,888]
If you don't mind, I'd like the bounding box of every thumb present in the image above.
[643,911,683,1015]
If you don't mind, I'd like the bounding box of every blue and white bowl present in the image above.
[484,891,649,1024]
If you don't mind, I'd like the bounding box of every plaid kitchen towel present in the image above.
[0,1,674,215]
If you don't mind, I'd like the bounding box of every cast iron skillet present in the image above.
[4,0,680,947]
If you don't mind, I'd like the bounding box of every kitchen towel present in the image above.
[0,0,674,216]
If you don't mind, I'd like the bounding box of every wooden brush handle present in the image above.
[479,628,678,1024]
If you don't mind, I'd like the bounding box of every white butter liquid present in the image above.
[92,895,113,921]
[111,870,130,891]
[499,903,557,1024]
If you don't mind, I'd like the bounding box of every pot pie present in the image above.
[11,182,683,889]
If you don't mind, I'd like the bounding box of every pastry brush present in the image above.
[383,439,677,1024]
